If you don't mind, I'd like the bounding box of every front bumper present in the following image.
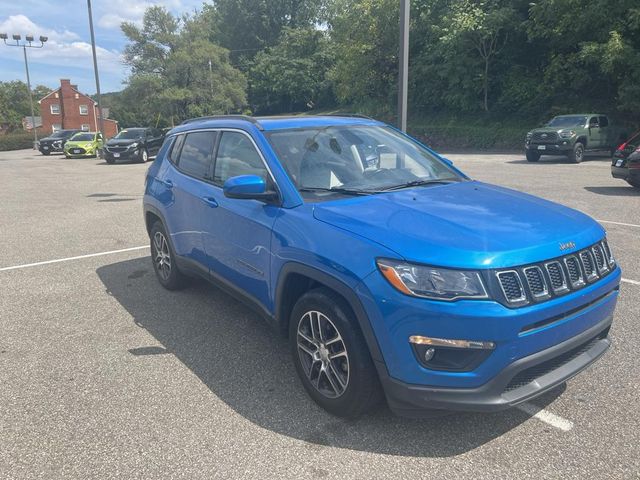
[380,312,612,415]
[104,148,139,161]
[525,142,573,155]
[39,144,63,153]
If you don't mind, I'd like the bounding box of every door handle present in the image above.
[162,179,174,188]
[201,196,218,208]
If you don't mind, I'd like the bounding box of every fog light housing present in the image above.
[409,336,495,372]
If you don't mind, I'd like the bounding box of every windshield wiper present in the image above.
[298,186,373,196]
[376,179,460,192]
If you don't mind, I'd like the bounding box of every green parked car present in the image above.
[525,114,625,163]
[64,132,104,158]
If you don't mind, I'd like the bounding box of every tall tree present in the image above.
[0,81,51,131]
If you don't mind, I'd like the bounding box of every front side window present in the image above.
[266,125,462,196]
[177,131,216,180]
[213,132,268,185]
[50,104,60,114]
[79,105,89,115]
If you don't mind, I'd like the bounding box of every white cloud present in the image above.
[0,15,126,75]
[96,0,202,29]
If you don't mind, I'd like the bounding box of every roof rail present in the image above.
[325,113,375,120]
[180,115,263,129]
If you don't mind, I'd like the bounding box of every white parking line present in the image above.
[597,220,640,228]
[621,278,640,286]
[516,402,574,432]
[0,246,149,272]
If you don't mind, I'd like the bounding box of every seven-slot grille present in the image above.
[496,239,615,306]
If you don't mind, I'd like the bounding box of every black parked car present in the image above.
[611,130,640,189]
[103,128,165,164]
[38,129,81,155]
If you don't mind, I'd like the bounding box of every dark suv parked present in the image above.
[38,129,81,155]
[611,130,640,189]
[103,128,165,164]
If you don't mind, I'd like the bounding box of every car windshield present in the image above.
[51,131,70,138]
[115,129,144,139]
[266,125,463,197]
[71,133,94,141]
[546,116,587,128]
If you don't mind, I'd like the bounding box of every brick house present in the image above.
[38,79,118,137]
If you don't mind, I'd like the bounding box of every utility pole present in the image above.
[87,0,105,143]
[397,0,410,132]
[0,33,47,147]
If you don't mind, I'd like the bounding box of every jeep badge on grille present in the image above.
[559,241,576,251]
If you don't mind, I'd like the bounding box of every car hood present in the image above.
[106,138,140,146]
[312,181,604,269]
[66,141,94,147]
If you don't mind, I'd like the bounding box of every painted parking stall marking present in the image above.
[597,220,640,229]
[516,402,574,432]
[0,246,149,272]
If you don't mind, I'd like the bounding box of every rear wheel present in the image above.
[569,142,585,163]
[149,221,189,290]
[289,287,382,418]
[526,150,540,162]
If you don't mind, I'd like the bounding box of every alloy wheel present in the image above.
[296,310,350,398]
[153,231,171,280]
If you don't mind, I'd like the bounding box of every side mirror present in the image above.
[223,175,277,201]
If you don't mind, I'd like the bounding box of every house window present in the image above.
[52,124,62,132]
[81,124,90,131]
[79,105,89,115]
[50,104,60,114]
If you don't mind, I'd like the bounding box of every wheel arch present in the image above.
[576,136,587,148]
[144,204,166,237]
[275,262,385,364]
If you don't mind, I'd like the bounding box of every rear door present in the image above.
[200,130,279,309]
[159,130,217,267]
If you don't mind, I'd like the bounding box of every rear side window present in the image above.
[169,135,184,164]
[213,132,268,185]
[177,132,216,180]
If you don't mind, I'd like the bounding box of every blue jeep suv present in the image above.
[143,115,620,417]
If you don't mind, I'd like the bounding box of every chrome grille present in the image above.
[580,250,597,281]
[531,131,559,143]
[564,255,584,288]
[497,271,526,303]
[524,266,547,298]
[496,239,615,306]
[545,261,568,293]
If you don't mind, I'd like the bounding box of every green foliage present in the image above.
[0,132,36,151]
[249,28,335,113]
[107,0,640,137]
[0,81,51,131]
[119,6,247,125]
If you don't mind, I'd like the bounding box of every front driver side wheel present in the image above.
[569,142,584,163]
[289,287,382,418]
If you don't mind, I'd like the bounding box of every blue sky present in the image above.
[0,0,204,94]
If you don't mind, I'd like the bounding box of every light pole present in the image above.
[398,0,410,132]
[87,0,105,144]
[0,33,48,147]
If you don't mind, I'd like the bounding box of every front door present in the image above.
[200,130,279,310]
[588,116,604,148]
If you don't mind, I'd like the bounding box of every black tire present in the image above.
[526,150,541,162]
[41,151,50,156]
[569,142,585,163]
[149,220,189,290]
[139,148,149,163]
[289,287,382,418]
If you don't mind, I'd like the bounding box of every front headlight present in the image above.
[526,131,533,139]
[559,130,576,138]
[377,259,488,301]
[129,142,139,149]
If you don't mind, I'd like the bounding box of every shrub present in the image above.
[0,132,36,151]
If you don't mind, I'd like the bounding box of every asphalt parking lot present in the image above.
[1,148,638,479]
